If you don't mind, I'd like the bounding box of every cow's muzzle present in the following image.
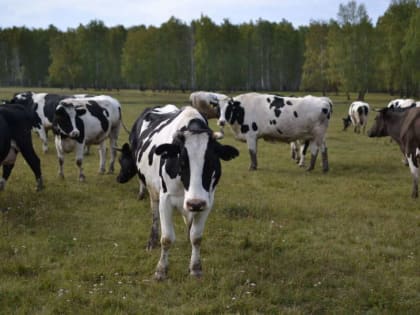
[218,120,226,127]
[186,199,207,212]
[69,129,80,138]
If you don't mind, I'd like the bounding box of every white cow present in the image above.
[218,93,332,171]
[116,105,239,280]
[53,95,122,180]
[342,101,370,134]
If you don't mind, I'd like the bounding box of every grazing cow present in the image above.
[0,104,43,191]
[9,92,92,153]
[387,98,417,109]
[368,107,420,198]
[189,91,228,119]
[343,101,370,134]
[218,93,332,171]
[53,95,121,181]
[116,105,239,280]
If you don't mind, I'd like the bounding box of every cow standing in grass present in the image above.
[342,101,370,134]
[53,95,122,181]
[368,107,420,198]
[9,92,92,153]
[116,105,239,280]
[218,93,332,171]
[0,104,43,191]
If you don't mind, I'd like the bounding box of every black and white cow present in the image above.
[0,103,43,191]
[387,98,417,110]
[53,95,122,181]
[218,93,332,171]
[10,92,91,153]
[342,101,370,134]
[116,105,239,280]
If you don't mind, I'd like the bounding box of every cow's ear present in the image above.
[76,108,87,116]
[215,143,239,161]
[55,106,67,116]
[155,143,180,159]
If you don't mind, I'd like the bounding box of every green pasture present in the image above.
[0,87,419,314]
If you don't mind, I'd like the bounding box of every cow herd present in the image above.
[1,89,420,280]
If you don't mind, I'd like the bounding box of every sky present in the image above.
[0,0,391,30]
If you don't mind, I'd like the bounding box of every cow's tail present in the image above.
[118,107,131,134]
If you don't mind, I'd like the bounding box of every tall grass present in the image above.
[0,88,419,314]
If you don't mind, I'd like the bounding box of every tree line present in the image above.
[0,0,419,99]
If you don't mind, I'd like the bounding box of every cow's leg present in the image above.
[55,136,65,179]
[298,140,309,167]
[98,141,106,174]
[321,145,329,173]
[246,136,258,170]
[307,140,319,171]
[36,127,49,153]
[290,142,298,162]
[189,211,210,278]
[138,177,146,200]
[75,143,85,182]
[0,164,13,191]
[108,126,120,174]
[15,134,44,191]
[406,152,418,198]
[147,192,160,250]
[154,194,174,281]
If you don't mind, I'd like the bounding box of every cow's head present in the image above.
[217,98,243,127]
[10,91,34,106]
[53,102,81,138]
[116,143,137,183]
[342,115,352,131]
[368,108,395,137]
[155,119,239,212]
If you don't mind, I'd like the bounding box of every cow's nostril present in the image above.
[186,199,206,212]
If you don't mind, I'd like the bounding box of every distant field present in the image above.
[0,87,419,314]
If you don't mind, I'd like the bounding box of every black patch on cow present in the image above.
[241,124,249,133]
[252,122,258,131]
[159,158,168,193]
[44,94,71,122]
[202,140,221,191]
[270,97,286,110]
[266,98,271,103]
[269,119,277,125]
[274,109,281,117]
[74,117,85,143]
[287,100,293,106]
[277,128,283,134]
[294,111,298,118]
[85,100,109,132]
[225,101,245,126]
[148,145,156,166]
[322,108,329,115]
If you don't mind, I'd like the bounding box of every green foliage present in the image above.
[0,87,420,313]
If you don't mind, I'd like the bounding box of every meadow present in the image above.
[0,87,419,314]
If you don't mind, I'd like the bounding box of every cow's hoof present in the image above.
[189,262,203,278]
[79,175,86,182]
[248,166,257,171]
[58,173,65,179]
[146,239,159,251]
[98,169,106,175]
[36,179,44,191]
[154,265,168,281]
[138,192,146,200]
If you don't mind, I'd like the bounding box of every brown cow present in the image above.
[368,107,420,198]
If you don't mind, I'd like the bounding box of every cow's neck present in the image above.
[386,111,406,143]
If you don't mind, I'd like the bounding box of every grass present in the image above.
[0,87,419,314]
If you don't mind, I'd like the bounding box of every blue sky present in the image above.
[0,0,390,30]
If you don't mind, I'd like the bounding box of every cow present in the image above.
[116,105,239,280]
[53,95,122,181]
[387,98,417,109]
[342,101,370,134]
[217,93,332,171]
[189,91,228,119]
[9,92,92,153]
[368,107,420,198]
[0,103,43,191]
